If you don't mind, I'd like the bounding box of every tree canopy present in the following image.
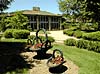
[5,11,29,29]
[0,0,14,12]
[58,0,100,22]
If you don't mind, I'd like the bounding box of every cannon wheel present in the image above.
[47,49,66,68]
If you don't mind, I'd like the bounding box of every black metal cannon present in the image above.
[47,49,66,68]
[25,28,52,57]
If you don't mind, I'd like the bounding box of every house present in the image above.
[22,7,62,30]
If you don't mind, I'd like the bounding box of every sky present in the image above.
[4,0,61,14]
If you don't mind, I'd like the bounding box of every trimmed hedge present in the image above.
[12,30,30,39]
[3,29,15,38]
[64,38,76,46]
[63,30,74,36]
[64,39,100,53]
[4,29,30,39]
[83,31,100,41]
[63,29,84,38]
[0,33,3,39]
[28,35,55,43]
[73,31,83,38]
[76,40,89,49]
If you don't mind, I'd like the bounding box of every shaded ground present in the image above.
[20,50,79,74]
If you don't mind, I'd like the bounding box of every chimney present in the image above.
[33,7,40,11]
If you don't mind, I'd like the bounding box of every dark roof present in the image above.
[21,10,62,16]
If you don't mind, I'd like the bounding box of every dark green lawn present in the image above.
[52,44,100,74]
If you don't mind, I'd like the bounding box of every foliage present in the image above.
[0,33,3,39]
[5,11,29,29]
[64,39,100,53]
[3,29,15,38]
[28,35,35,40]
[58,0,100,29]
[3,29,30,39]
[28,35,55,43]
[12,29,30,39]
[63,29,74,36]
[64,38,76,46]
[83,31,100,41]
[77,22,98,32]
[47,36,55,43]
[63,29,84,38]
[0,16,6,32]
[0,0,14,11]
[76,39,89,49]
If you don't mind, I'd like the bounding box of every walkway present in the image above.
[30,30,78,43]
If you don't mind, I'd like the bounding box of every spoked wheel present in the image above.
[47,49,66,68]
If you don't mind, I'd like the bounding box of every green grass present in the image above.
[52,44,100,74]
[6,68,29,74]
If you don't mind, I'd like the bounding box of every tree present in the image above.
[0,0,14,12]
[0,15,6,32]
[58,0,81,21]
[58,0,100,22]
[6,11,29,29]
[58,0,100,29]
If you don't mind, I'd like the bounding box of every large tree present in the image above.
[5,11,29,29]
[0,0,14,12]
[58,0,100,23]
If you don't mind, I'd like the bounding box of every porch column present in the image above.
[59,17,62,30]
[48,16,51,30]
[37,16,39,30]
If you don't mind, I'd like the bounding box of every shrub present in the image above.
[3,29,15,38]
[0,33,3,39]
[64,38,100,53]
[73,31,83,38]
[82,31,100,41]
[39,36,55,43]
[48,36,55,43]
[76,39,90,49]
[12,30,30,39]
[64,38,76,46]
[28,35,35,39]
[28,35,55,43]
[63,30,74,36]
[87,41,97,51]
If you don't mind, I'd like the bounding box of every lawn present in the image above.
[52,44,100,74]
[0,38,100,74]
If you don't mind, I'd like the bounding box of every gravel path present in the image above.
[20,50,79,74]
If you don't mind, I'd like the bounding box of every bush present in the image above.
[48,36,55,43]
[63,30,74,36]
[28,35,55,43]
[83,31,100,41]
[0,33,3,39]
[38,36,55,43]
[73,31,83,38]
[3,29,15,38]
[12,30,30,39]
[76,40,90,49]
[64,38,76,46]
[28,35,35,39]
[64,38,100,53]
